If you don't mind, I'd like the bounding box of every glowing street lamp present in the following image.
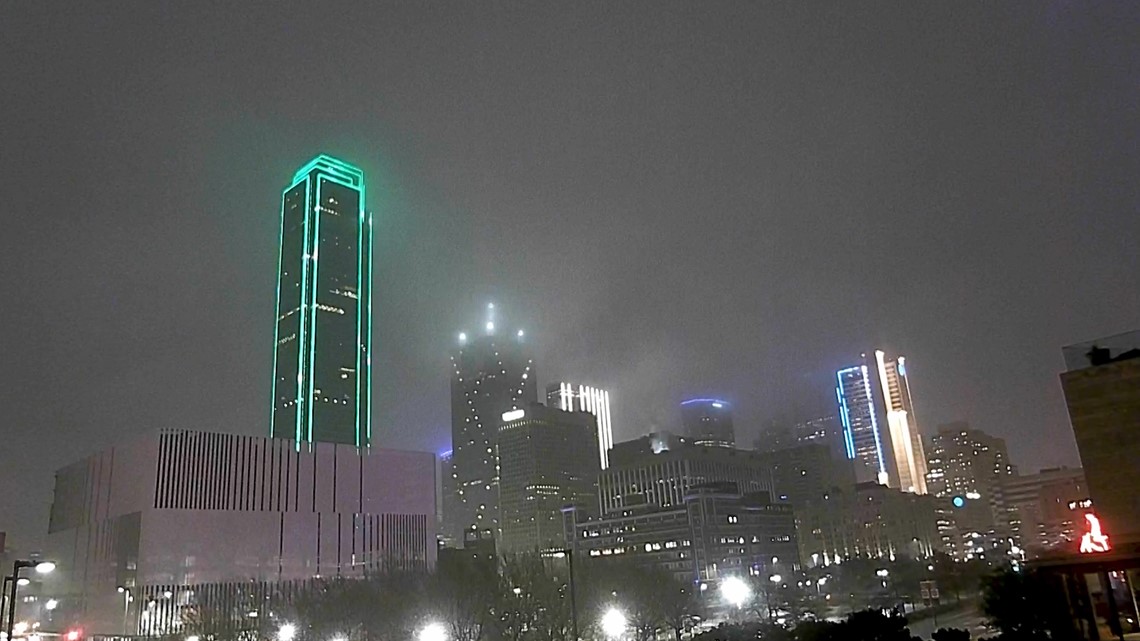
[277,623,297,641]
[418,622,447,641]
[720,576,752,609]
[4,560,57,641]
[601,608,627,638]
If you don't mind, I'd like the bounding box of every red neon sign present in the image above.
[1079,513,1111,554]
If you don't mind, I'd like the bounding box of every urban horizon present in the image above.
[3,4,1139,640]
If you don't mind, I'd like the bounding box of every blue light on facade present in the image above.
[681,398,730,406]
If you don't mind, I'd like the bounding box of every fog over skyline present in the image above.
[2,2,1139,546]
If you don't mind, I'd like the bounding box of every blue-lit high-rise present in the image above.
[836,350,929,494]
[270,155,372,447]
[681,398,735,447]
[836,363,888,485]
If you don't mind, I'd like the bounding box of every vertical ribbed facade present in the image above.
[46,430,435,637]
[598,445,772,516]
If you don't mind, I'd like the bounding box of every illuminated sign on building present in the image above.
[502,409,526,422]
[1078,513,1111,554]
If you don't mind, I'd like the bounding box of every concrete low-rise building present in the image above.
[564,482,798,585]
[797,482,941,567]
[45,429,436,637]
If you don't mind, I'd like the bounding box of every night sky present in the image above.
[2,3,1138,548]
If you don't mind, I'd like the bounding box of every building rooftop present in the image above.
[1062,330,1140,372]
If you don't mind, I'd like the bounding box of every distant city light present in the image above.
[277,624,297,641]
[458,332,467,343]
[45,599,58,611]
[502,409,525,422]
[517,329,524,338]
[486,321,494,333]
[952,496,966,508]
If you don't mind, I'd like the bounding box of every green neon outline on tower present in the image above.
[271,155,372,448]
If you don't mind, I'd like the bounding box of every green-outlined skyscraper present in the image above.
[271,155,372,447]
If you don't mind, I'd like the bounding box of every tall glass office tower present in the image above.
[836,364,888,485]
[445,307,536,541]
[271,155,373,447]
[836,350,930,494]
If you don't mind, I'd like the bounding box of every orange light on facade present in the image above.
[1079,513,1111,554]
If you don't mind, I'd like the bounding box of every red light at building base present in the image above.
[65,629,82,641]
[1079,513,1111,554]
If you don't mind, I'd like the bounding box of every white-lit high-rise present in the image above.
[875,350,929,495]
[836,350,930,495]
[547,382,613,469]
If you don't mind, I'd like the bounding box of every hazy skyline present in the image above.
[3,2,1138,546]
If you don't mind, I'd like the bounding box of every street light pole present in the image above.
[552,549,579,641]
[0,576,12,634]
[5,560,56,641]
[566,550,579,641]
[117,586,132,635]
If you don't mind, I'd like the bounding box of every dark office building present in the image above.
[756,442,856,506]
[564,482,797,585]
[1022,332,1140,640]
[1060,331,1140,542]
[797,482,941,567]
[446,313,536,543]
[497,405,599,553]
[681,398,735,447]
[600,433,772,515]
[270,155,373,447]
